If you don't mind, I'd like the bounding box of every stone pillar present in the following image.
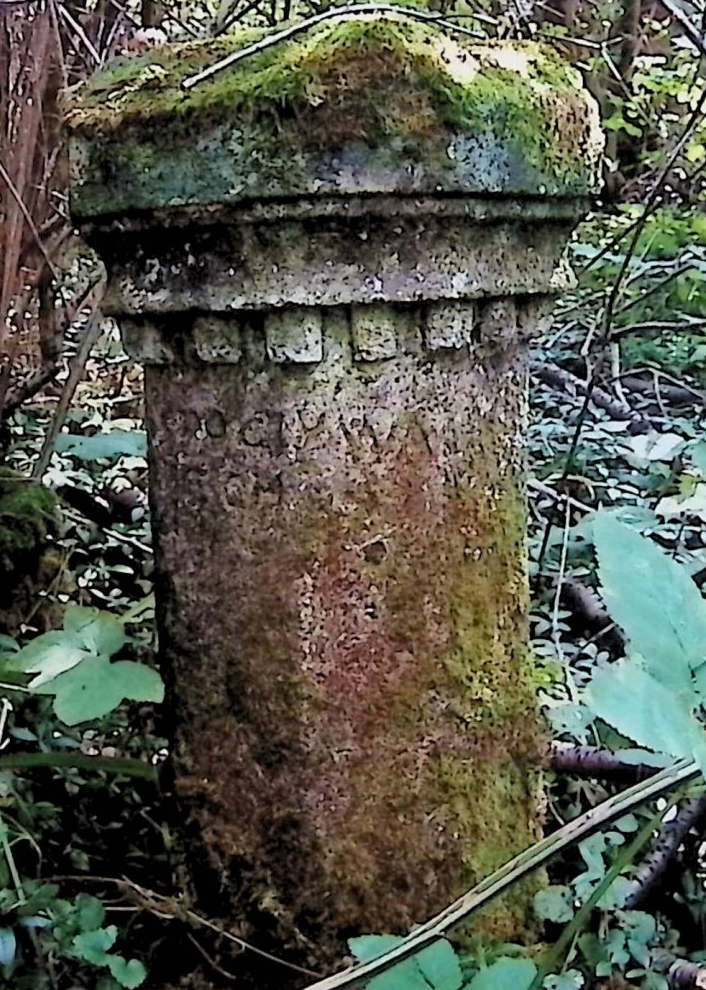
[67,18,601,980]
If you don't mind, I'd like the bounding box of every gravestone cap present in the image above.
[65,13,603,220]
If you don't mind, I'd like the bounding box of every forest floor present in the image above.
[4,206,706,987]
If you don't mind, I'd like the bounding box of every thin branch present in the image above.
[32,279,106,480]
[530,361,652,431]
[0,159,60,281]
[661,0,706,59]
[45,874,321,978]
[182,3,484,90]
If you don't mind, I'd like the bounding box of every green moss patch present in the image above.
[66,15,602,216]
[0,470,61,632]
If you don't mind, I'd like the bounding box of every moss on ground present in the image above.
[0,470,62,633]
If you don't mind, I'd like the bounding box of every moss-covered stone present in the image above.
[0,470,62,633]
[66,15,602,217]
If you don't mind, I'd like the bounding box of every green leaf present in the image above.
[585,659,706,769]
[533,885,574,923]
[42,659,124,725]
[13,636,89,690]
[54,430,147,461]
[347,937,439,990]
[465,958,537,990]
[64,607,126,657]
[348,935,463,990]
[75,894,105,933]
[416,942,463,990]
[349,936,403,963]
[592,513,706,688]
[109,661,164,703]
[367,961,431,990]
[72,926,117,965]
[107,956,147,988]
[37,657,164,726]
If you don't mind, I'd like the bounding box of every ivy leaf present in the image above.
[465,958,537,990]
[42,659,124,724]
[348,936,443,990]
[75,894,105,933]
[364,957,432,990]
[592,513,706,688]
[107,955,148,988]
[109,661,164,703]
[349,935,403,963]
[12,635,89,690]
[533,885,574,923]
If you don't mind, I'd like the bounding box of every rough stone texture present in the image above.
[66,14,602,985]
[65,18,602,216]
[144,299,544,967]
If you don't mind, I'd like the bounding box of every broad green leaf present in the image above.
[72,925,116,965]
[43,658,124,724]
[585,659,706,769]
[11,634,89,689]
[592,513,706,688]
[54,430,147,461]
[533,885,574,923]
[37,657,163,725]
[465,957,537,990]
[64,607,126,657]
[11,632,82,669]
[416,941,463,990]
[110,661,164,704]
[107,955,147,988]
[367,961,431,990]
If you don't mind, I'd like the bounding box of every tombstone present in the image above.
[67,17,601,982]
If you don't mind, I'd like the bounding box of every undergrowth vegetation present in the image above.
[7,1,706,989]
[3,203,706,989]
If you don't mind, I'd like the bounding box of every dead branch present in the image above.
[558,577,626,653]
[530,361,653,433]
[549,742,664,782]
[624,794,706,909]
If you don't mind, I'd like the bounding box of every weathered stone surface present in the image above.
[65,18,601,217]
[145,302,544,965]
[66,13,602,986]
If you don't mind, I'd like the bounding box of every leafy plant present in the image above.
[584,514,706,770]
[3,605,163,727]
